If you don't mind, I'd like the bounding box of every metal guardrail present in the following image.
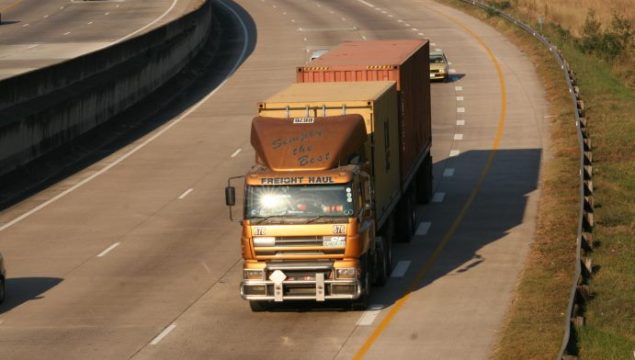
[453,1,592,359]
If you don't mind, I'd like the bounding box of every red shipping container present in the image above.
[297,40,431,189]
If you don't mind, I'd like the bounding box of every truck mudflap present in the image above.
[241,266,362,301]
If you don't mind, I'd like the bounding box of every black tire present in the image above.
[396,186,416,242]
[249,300,270,312]
[351,256,371,311]
[373,236,388,286]
[416,154,433,204]
[0,278,5,304]
[380,216,395,274]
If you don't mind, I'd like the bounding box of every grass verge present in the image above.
[438,1,635,358]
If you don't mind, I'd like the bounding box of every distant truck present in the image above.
[224,40,432,311]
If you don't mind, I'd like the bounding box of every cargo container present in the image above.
[297,40,432,206]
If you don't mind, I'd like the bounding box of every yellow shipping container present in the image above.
[258,81,401,227]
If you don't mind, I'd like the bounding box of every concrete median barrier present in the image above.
[0,0,213,177]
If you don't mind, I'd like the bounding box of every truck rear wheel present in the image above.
[396,186,416,242]
[373,236,388,286]
[379,216,395,273]
[416,154,433,204]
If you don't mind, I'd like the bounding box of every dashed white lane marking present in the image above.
[397,19,404,23]
[449,150,460,157]
[303,37,307,41]
[404,23,411,27]
[431,42,436,46]
[357,305,383,326]
[87,21,93,25]
[150,324,177,345]
[178,188,193,200]
[282,11,287,15]
[418,32,424,36]
[115,0,178,43]
[456,96,464,101]
[27,44,39,49]
[432,192,446,203]
[231,148,242,158]
[457,120,465,126]
[60,6,64,9]
[23,23,30,27]
[43,14,49,18]
[416,221,431,236]
[411,28,418,31]
[362,35,367,40]
[455,86,463,91]
[105,12,110,15]
[341,17,347,21]
[291,19,296,23]
[388,14,394,18]
[63,32,71,35]
[355,0,375,7]
[97,242,120,257]
[443,168,455,177]
[0,0,250,234]
[457,107,465,113]
[454,134,464,140]
[449,68,457,74]
[391,261,411,278]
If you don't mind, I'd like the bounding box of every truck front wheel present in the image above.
[249,301,270,312]
[351,255,371,311]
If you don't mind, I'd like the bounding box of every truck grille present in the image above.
[253,236,345,258]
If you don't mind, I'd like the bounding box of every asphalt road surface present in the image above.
[0,0,548,358]
[0,0,198,79]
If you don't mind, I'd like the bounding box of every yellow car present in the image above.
[429,50,449,81]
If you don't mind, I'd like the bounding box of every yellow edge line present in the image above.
[352,8,508,360]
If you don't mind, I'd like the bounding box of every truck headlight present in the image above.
[335,268,357,279]
[323,236,346,247]
[253,237,276,247]
[243,269,265,280]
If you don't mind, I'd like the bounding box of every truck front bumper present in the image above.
[241,276,361,302]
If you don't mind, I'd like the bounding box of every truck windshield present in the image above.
[245,183,355,219]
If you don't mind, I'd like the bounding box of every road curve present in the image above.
[0,0,548,359]
[0,0,197,79]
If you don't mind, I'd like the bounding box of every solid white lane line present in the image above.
[178,188,193,200]
[416,221,431,236]
[455,86,463,91]
[150,324,176,345]
[457,120,465,126]
[457,107,465,113]
[355,0,375,7]
[454,134,464,140]
[97,242,120,257]
[449,150,460,157]
[391,261,411,278]
[443,168,455,177]
[357,305,383,326]
[432,192,446,203]
[231,148,242,158]
[456,96,464,101]
[115,0,178,43]
[0,0,251,234]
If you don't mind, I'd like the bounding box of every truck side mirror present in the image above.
[225,186,236,206]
